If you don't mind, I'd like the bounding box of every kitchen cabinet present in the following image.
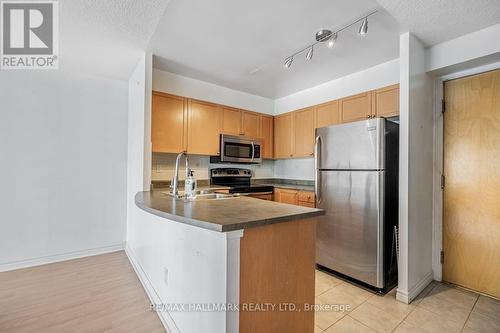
[249,193,273,201]
[340,92,372,123]
[273,188,299,205]
[274,113,293,159]
[373,84,400,117]
[315,100,340,129]
[260,115,274,159]
[187,99,222,155]
[274,188,316,208]
[242,111,260,137]
[293,107,315,157]
[222,106,242,135]
[151,92,186,153]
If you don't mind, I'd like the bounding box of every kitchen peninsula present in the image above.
[129,189,324,333]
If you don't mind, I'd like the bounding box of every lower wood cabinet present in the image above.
[274,188,315,208]
[248,193,273,201]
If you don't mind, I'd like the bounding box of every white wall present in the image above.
[397,33,434,304]
[274,59,400,114]
[153,69,275,115]
[274,158,315,181]
[426,23,500,75]
[0,70,128,271]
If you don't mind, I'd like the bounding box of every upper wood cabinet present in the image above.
[242,111,260,137]
[152,92,186,153]
[315,100,340,129]
[274,113,293,159]
[222,107,242,135]
[293,107,315,157]
[340,92,372,123]
[260,115,274,159]
[187,100,222,155]
[373,84,400,117]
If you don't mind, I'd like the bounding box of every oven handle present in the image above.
[251,141,255,162]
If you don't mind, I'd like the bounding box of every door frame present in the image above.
[432,61,500,282]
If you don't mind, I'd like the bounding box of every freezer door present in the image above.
[316,118,385,170]
[316,170,384,288]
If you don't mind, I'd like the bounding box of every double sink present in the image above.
[164,189,240,201]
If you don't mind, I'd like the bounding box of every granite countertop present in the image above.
[252,179,315,192]
[135,190,324,232]
[260,183,315,192]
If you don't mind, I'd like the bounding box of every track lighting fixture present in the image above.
[306,46,314,60]
[282,10,377,69]
[327,33,338,48]
[358,17,368,36]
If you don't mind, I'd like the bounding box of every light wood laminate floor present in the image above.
[0,251,165,333]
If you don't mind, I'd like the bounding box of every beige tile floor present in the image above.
[314,270,500,333]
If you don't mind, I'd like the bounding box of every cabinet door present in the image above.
[294,107,315,157]
[242,111,260,137]
[222,107,242,135]
[152,92,186,153]
[274,113,293,159]
[260,115,274,159]
[187,100,222,155]
[316,100,340,129]
[373,84,399,117]
[340,92,372,123]
[274,188,298,205]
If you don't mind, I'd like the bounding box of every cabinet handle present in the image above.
[366,115,371,119]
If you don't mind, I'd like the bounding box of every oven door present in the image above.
[220,135,262,164]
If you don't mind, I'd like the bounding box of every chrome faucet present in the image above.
[171,151,190,198]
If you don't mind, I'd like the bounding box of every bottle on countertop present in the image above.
[184,169,197,200]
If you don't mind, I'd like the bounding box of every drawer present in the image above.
[298,201,315,208]
[298,191,315,203]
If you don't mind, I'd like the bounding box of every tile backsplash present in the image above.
[152,153,275,181]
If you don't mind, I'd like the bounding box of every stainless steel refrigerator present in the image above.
[314,118,399,291]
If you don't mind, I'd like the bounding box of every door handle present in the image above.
[314,135,322,204]
[251,142,255,162]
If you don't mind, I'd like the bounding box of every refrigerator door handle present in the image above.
[315,135,322,204]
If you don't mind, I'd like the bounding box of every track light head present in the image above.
[327,33,338,48]
[284,56,293,69]
[358,17,368,36]
[306,46,314,60]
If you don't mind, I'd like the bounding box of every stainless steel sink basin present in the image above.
[185,193,239,201]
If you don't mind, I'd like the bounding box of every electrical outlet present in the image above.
[163,267,168,286]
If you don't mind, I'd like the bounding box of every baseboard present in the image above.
[0,242,125,272]
[396,271,434,304]
[125,245,179,333]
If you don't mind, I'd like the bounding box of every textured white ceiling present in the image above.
[376,0,500,46]
[149,0,401,98]
[60,0,170,79]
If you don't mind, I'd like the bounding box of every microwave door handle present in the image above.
[251,142,255,162]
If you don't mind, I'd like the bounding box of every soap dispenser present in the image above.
[184,169,197,199]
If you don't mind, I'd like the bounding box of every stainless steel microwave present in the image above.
[211,134,262,164]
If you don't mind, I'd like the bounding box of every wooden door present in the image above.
[315,100,340,129]
[373,84,400,117]
[260,115,274,159]
[340,92,372,123]
[187,100,222,155]
[443,69,500,298]
[293,107,315,157]
[274,188,298,205]
[222,106,242,135]
[242,111,260,137]
[151,92,186,153]
[274,113,293,159]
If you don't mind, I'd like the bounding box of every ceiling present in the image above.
[59,0,170,79]
[376,0,500,46]
[149,0,401,98]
